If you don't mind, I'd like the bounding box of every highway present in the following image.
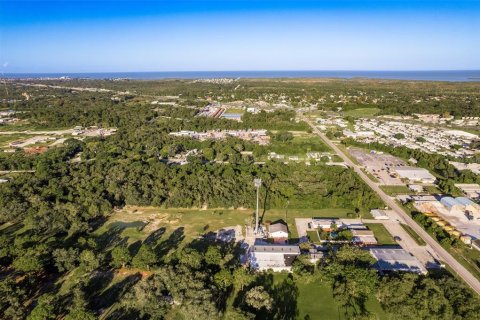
[301,114,480,295]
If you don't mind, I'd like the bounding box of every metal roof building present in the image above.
[369,248,427,274]
[250,245,300,272]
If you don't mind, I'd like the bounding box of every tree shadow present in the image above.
[155,227,185,258]
[128,240,143,257]
[0,222,24,235]
[271,274,299,320]
[105,307,142,320]
[91,272,142,311]
[85,269,115,299]
[95,225,125,250]
[143,227,166,245]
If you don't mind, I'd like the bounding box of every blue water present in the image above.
[2,70,480,82]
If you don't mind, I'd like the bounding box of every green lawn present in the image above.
[365,223,396,245]
[273,274,388,320]
[379,185,411,196]
[307,230,321,244]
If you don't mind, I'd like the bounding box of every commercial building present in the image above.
[440,197,466,215]
[351,229,377,245]
[440,196,480,218]
[369,248,427,274]
[249,244,300,272]
[392,167,437,184]
[455,183,480,200]
[370,209,390,220]
[309,218,342,231]
[408,184,424,193]
[456,197,480,219]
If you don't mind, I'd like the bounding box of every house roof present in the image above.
[269,222,288,234]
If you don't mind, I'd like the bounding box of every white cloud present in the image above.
[2,62,9,68]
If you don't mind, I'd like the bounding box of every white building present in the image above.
[351,229,377,245]
[370,209,390,220]
[455,184,480,200]
[408,184,424,193]
[250,245,300,272]
[369,248,427,274]
[456,197,480,219]
[268,222,289,243]
[392,167,436,184]
[309,218,341,231]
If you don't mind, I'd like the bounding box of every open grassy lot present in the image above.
[379,185,411,196]
[269,134,331,156]
[365,223,396,245]
[95,206,362,245]
[344,107,380,118]
[273,274,387,320]
[0,133,30,147]
[225,107,245,114]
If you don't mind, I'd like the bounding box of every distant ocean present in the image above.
[3,70,480,82]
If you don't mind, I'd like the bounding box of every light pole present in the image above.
[254,178,262,234]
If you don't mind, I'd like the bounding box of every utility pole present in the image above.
[254,178,262,234]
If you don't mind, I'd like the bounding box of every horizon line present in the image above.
[3,69,480,74]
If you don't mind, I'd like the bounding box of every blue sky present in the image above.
[1,0,479,73]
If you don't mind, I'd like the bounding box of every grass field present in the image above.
[225,107,245,114]
[344,107,380,118]
[307,230,321,244]
[94,206,362,246]
[379,185,411,196]
[0,133,30,147]
[365,223,396,245]
[273,274,387,320]
[269,134,331,156]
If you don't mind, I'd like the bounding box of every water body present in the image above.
[3,70,480,82]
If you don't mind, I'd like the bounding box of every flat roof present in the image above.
[393,166,436,180]
[253,245,300,254]
[369,248,426,274]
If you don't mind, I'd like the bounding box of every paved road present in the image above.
[301,115,480,295]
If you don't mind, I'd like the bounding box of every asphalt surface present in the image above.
[302,115,480,295]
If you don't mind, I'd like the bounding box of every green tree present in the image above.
[79,250,99,272]
[132,244,157,270]
[245,286,273,311]
[111,245,132,268]
[213,269,233,291]
[27,294,56,320]
[205,246,222,266]
[53,248,78,272]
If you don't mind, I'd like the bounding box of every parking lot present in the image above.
[349,148,406,185]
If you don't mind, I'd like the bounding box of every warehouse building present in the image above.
[455,183,480,200]
[392,167,437,184]
[249,244,300,272]
[369,248,427,274]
